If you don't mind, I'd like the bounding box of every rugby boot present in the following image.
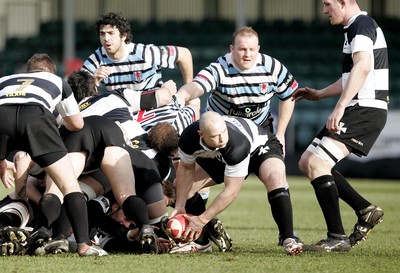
[349,204,384,247]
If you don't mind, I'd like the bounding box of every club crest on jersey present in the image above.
[259,83,268,94]
[134,71,142,81]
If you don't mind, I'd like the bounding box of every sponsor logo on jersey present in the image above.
[6,92,26,97]
[229,105,263,118]
[79,101,91,110]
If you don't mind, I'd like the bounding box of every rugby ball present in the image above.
[166,214,202,242]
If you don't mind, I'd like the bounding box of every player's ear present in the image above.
[121,32,128,42]
[197,130,203,137]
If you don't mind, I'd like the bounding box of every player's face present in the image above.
[322,0,345,25]
[110,206,135,228]
[99,24,127,59]
[201,125,228,149]
[230,35,260,71]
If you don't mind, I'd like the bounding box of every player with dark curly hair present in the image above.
[82,12,193,92]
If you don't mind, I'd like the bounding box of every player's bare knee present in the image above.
[13,151,31,162]
[261,170,286,189]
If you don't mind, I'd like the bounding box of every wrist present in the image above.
[197,215,209,226]
[163,86,172,94]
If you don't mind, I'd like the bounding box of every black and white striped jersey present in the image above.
[0,71,80,117]
[134,104,197,135]
[82,43,179,91]
[342,11,389,110]
[78,91,146,140]
[193,52,298,127]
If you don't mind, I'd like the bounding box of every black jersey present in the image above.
[179,116,281,179]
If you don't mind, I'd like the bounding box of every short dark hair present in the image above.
[26,53,56,74]
[67,70,97,102]
[96,12,132,44]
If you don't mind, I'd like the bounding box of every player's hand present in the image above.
[126,228,140,241]
[326,106,345,133]
[157,237,172,253]
[275,134,286,158]
[170,208,186,218]
[291,87,320,102]
[93,66,111,85]
[0,160,16,189]
[182,215,205,242]
[162,80,177,95]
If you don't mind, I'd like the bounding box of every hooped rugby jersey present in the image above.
[135,103,197,136]
[193,52,298,126]
[342,12,389,109]
[0,71,80,117]
[83,43,179,91]
[78,91,146,141]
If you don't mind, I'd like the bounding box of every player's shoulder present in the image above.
[180,120,199,137]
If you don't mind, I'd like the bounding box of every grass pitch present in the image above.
[0,176,399,273]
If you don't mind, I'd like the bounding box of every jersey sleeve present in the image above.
[224,155,250,177]
[82,49,103,75]
[56,80,81,117]
[270,57,298,100]
[149,45,179,69]
[349,16,375,54]
[193,65,218,94]
[178,122,201,164]
[178,148,197,165]
[121,88,142,112]
[139,89,158,110]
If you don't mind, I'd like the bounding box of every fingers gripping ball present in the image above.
[166,214,202,243]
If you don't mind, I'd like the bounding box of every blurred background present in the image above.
[0,0,398,178]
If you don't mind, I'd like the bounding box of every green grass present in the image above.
[1,176,400,273]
